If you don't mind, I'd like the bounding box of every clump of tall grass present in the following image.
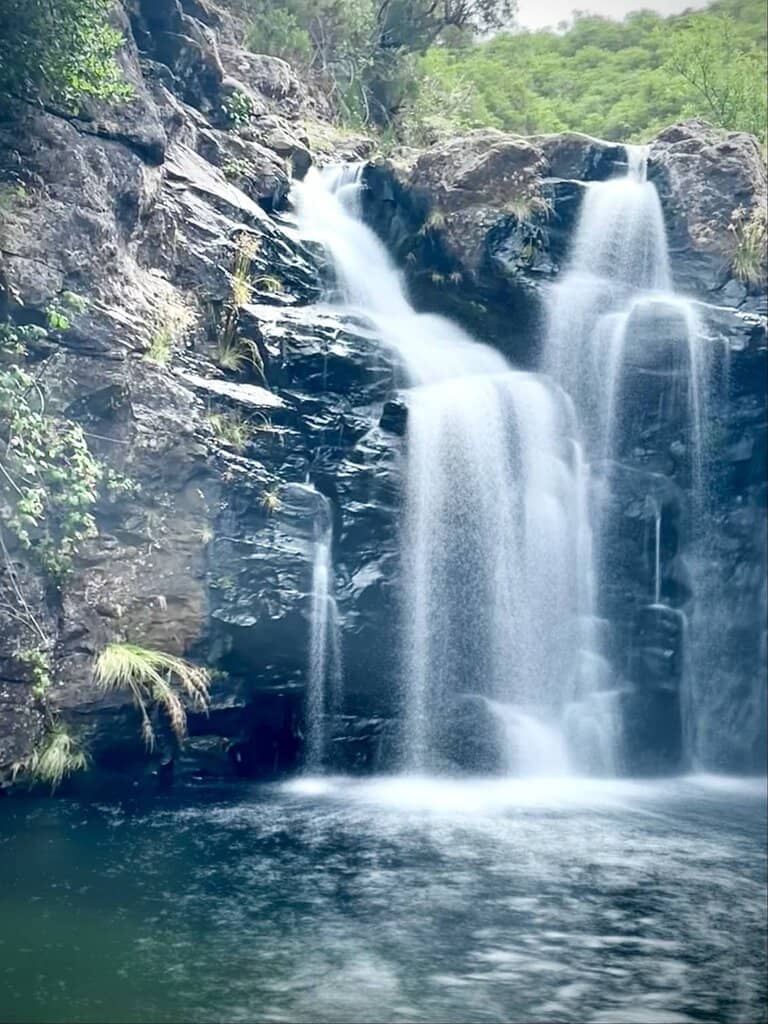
[94,643,210,749]
[13,724,89,791]
[215,233,267,380]
[215,334,265,376]
[208,410,253,452]
[503,192,553,222]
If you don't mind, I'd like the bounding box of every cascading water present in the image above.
[296,166,613,776]
[542,143,714,768]
[305,494,343,772]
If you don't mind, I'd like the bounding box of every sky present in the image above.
[515,0,709,30]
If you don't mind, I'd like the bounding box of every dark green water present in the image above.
[0,775,765,1024]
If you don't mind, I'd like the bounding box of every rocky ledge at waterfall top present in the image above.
[0,0,765,792]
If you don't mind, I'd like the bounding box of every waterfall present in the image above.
[544,145,710,482]
[305,500,343,772]
[296,166,609,776]
[542,143,714,768]
[652,498,662,606]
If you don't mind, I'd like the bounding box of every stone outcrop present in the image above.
[649,120,768,303]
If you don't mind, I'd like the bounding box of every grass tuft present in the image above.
[216,334,265,377]
[13,724,89,791]
[261,487,282,514]
[94,643,210,748]
[208,411,253,452]
[503,192,553,222]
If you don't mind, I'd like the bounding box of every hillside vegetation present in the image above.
[234,0,767,144]
[403,0,767,143]
[0,0,764,144]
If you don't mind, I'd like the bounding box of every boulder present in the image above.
[649,119,767,299]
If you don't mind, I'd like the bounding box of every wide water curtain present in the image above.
[297,167,605,776]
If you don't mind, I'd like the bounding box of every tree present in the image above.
[376,0,516,52]
[235,0,516,124]
[0,0,130,110]
[663,15,767,138]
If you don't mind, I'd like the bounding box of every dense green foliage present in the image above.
[399,0,767,143]
[231,0,765,141]
[0,0,129,109]
[0,312,136,581]
[231,0,514,122]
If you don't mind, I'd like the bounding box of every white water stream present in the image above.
[297,166,610,775]
[542,144,714,767]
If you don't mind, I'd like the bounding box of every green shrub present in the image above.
[0,0,131,110]
[222,90,256,129]
[0,322,136,579]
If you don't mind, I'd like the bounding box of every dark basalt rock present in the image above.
[618,689,684,775]
[628,604,686,692]
[437,695,507,775]
[533,132,626,182]
[649,120,767,301]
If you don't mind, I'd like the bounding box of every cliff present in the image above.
[0,0,765,791]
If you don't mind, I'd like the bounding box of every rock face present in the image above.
[0,0,764,802]
[650,120,768,303]
[362,131,627,364]
[0,0,401,791]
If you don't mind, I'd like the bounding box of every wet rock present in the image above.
[649,120,767,299]
[534,132,625,181]
[618,689,683,775]
[379,398,408,435]
[438,694,507,775]
[628,604,686,691]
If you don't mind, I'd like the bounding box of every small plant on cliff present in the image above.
[144,294,194,368]
[208,410,253,452]
[94,643,211,749]
[223,158,256,182]
[216,335,265,378]
[19,648,53,700]
[231,234,260,306]
[0,319,137,581]
[418,209,446,236]
[13,722,89,791]
[254,275,284,295]
[503,193,552,223]
[0,363,101,578]
[222,90,256,130]
[215,235,267,381]
[261,486,282,514]
[0,182,28,212]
